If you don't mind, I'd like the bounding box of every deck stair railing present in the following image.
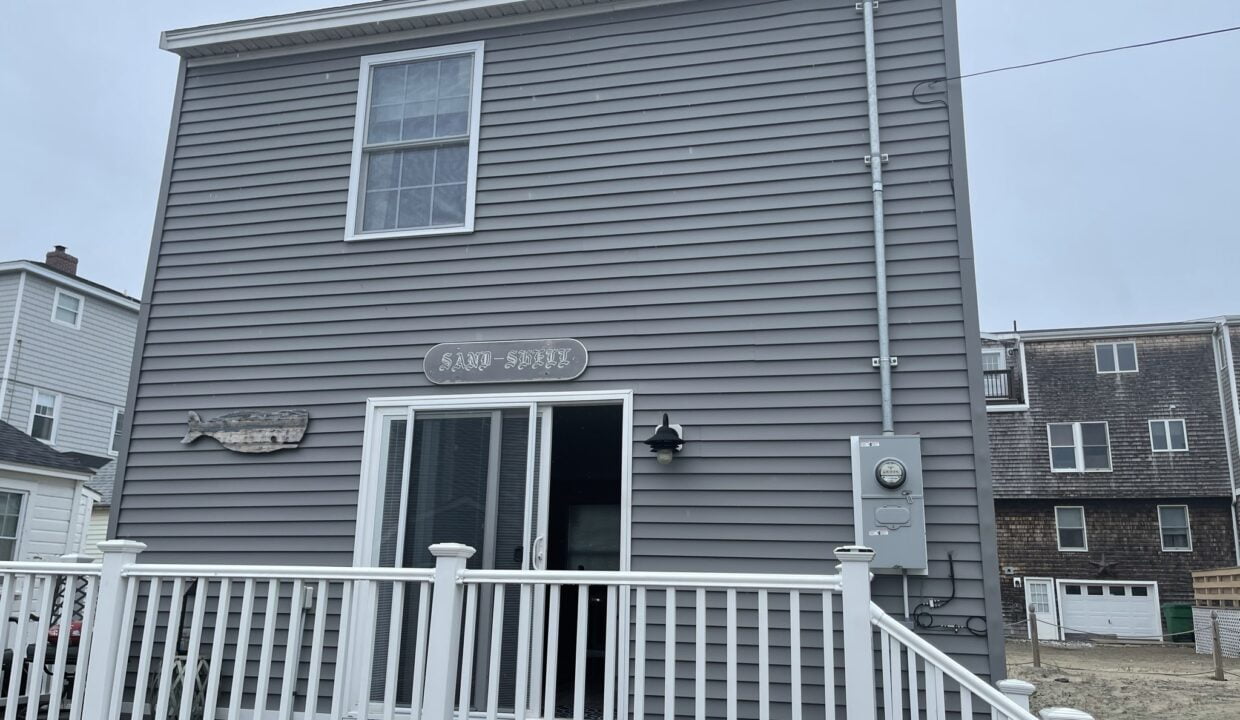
[0,541,1094,719]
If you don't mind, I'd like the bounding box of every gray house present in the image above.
[112,0,1004,714]
[0,247,139,558]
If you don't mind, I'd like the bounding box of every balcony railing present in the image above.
[983,368,1021,403]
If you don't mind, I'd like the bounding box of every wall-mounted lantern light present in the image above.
[644,413,684,465]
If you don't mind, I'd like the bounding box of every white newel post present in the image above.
[835,546,876,720]
[997,679,1036,711]
[422,543,476,720]
[83,540,146,713]
[1040,709,1095,720]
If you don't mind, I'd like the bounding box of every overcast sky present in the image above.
[1,1,1237,331]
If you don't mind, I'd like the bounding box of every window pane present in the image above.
[1096,344,1116,372]
[396,187,432,228]
[1150,421,1168,451]
[362,189,399,231]
[1169,421,1187,450]
[1163,531,1190,549]
[367,102,403,144]
[31,415,53,441]
[1083,445,1110,470]
[435,145,468,184]
[1116,342,1137,371]
[435,96,469,137]
[1059,528,1085,549]
[112,411,125,453]
[1051,446,1077,470]
[366,151,400,190]
[371,64,407,105]
[406,61,438,101]
[1087,585,1103,595]
[54,303,78,325]
[1080,423,1108,446]
[399,148,435,187]
[431,184,466,226]
[1056,507,1084,529]
[1108,586,1124,596]
[1132,586,1148,596]
[1159,506,1188,528]
[982,350,1004,371]
[401,100,436,141]
[1049,424,1075,446]
[1065,585,1082,595]
[438,56,472,97]
[0,539,14,562]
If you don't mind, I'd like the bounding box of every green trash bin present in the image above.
[1162,603,1194,643]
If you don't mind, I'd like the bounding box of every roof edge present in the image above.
[0,261,140,311]
[984,319,1231,342]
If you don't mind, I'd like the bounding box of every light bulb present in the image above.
[657,448,674,465]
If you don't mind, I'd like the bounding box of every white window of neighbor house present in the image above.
[345,42,485,241]
[1149,419,1188,452]
[51,288,84,329]
[29,390,60,443]
[1095,341,1138,373]
[110,408,125,455]
[0,491,22,561]
[1048,421,1112,472]
[1157,505,1192,551]
[982,349,1006,371]
[1055,506,1088,551]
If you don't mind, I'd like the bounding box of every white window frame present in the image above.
[51,288,84,329]
[1054,505,1088,552]
[1047,421,1113,472]
[982,349,1006,371]
[1157,504,1192,552]
[1094,341,1138,374]
[109,407,125,456]
[0,488,27,562]
[28,389,61,444]
[344,42,485,242]
[1148,418,1189,453]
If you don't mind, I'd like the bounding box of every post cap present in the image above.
[97,540,148,554]
[1039,709,1094,720]
[996,679,1036,697]
[833,546,876,561]
[57,553,96,564]
[429,543,477,559]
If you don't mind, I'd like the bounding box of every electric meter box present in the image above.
[850,434,928,574]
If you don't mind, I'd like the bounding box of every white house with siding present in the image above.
[0,246,139,557]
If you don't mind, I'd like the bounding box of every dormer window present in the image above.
[345,42,484,241]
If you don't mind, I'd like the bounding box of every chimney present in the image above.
[45,246,78,276]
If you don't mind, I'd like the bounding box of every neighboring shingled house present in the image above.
[0,246,139,556]
[984,318,1240,641]
[0,420,98,559]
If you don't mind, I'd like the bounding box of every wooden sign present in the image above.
[181,409,309,453]
[424,338,588,384]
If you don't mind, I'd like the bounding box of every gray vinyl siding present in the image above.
[118,0,997,688]
[1,273,136,458]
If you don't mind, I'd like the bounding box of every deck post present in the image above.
[83,539,147,715]
[996,678,1036,710]
[835,546,876,720]
[422,543,477,720]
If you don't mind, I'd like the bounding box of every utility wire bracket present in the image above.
[855,1,879,10]
[864,154,889,166]
[872,357,899,368]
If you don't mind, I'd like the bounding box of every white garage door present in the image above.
[1058,581,1160,639]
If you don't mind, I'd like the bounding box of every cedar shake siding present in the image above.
[117,0,1004,686]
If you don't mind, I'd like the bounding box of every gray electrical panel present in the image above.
[851,434,928,574]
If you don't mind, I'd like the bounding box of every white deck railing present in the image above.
[0,541,1090,720]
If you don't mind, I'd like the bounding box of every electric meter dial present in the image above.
[874,458,908,490]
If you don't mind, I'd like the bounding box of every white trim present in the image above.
[0,262,138,311]
[1212,322,1240,564]
[108,407,125,456]
[344,42,484,242]
[981,348,1005,371]
[50,288,84,329]
[28,388,61,445]
[985,404,1029,413]
[0,270,25,417]
[1156,504,1193,552]
[1093,341,1138,374]
[1148,418,1189,453]
[0,461,93,483]
[1053,506,1088,552]
[0,487,27,562]
[1047,421,1112,473]
[1022,577,1061,641]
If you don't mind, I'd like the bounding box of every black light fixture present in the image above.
[643,413,684,465]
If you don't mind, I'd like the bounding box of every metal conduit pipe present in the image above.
[861,0,895,434]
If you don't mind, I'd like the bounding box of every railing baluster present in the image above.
[410,581,432,714]
[329,581,355,720]
[880,628,893,720]
[49,574,81,718]
[154,576,186,720]
[758,589,770,720]
[725,588,737,720]
[69,575,99,720]
[179,578,210,720]
[926,661,939,720]
[486,585,505,720]
[961,684,973,720]
[278,578,306,720]
[889,630,903,720]
[353,581,376,719]
[934,666,947,720]
[0,575,14,663]
[789,591,802,720]
[907,648,919,720]
[531,583,547,718]
[633,586,646,720]
[254,579,281,717]
[604,585,617,720]
[3,574,32,711]
[542,585,560,720]
[228,578,257,720]
[306,580,329,719]
[458,584,480,720]
[515,583,532,720]
[665,587,676,720]
[574,584,589,720]
[131,578,162,720]
[694,588,705,720]
[383,579,405,720]
[108,577,140,720]
[203,578,232,720]
[25,574,55,719]
[822,591,835,718]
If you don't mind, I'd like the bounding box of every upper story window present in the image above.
[1054,506,1087,551]
[51,288,84,329]
[982,349,1005,371]
[1157,505,1192,551]
[1149,419,1188,452]
[29,389,60,443]
[345,42,484,241]
[1048,421,1111,472]
[1095,341,1137,373]
[110,408,125,455]
[0,491,23,561]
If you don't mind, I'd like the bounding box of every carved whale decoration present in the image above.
[181,409,309,453]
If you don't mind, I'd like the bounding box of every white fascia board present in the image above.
[996,322,1218,342]
[0,262,139,312]
[0,461,94,483]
